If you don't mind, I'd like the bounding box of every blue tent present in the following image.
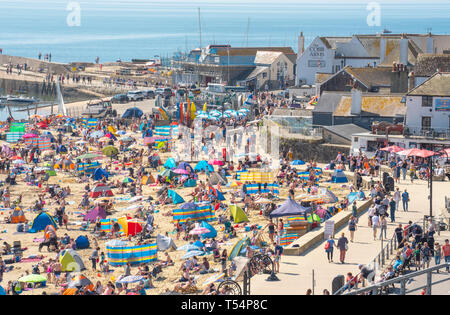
[178,162,194,173]
[184,179,197,187]
[290,160,305,166]
[75,235,90,249]
[0,285,6,296]
[270,198,311,219]
[122,107,143,119]
[216,190,226,201]
[29,212,58,233]
[164,158,177,169]
[193,240,205,248]
[56,145,68,154]
[201,221,217,239]
[331,169,348,183]
[168,189,185,204]
[194,160,214,172]
[93,168,109,181]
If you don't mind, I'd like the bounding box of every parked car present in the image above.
[127,90,145,101]
[111,94,129,104]
[143,90,155,99]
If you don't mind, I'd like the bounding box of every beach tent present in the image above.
[184,179,197,187]
[105,240,157,266]
[44,225,57,240]
[11,208,26,224]
[177,162,194,173]
[331,169,348,183]
[164,158,177,169]
[201,221,217,239]
[228,237,249,261]
[156,234,177,251]
[29,212,58,233]
[0,285,6,296]
[84,206,107,223]
[141,175,156,185]
[89,183,114,198]
[122,107,143,119]
[59,249,86,272]
[68,274,94,291]
[290,160,305,166]
[209,172,227,185]
[93,168,109,181]
[209,186,226,201]
[160,169,175,179]
[173,202,215,223]
[168,189,185,204]
[270,198,310,219]
[194,160,214,172]
[117,217,144,237]
[229,205,249,223]
[56,145,68,154]
[75,236,90,249]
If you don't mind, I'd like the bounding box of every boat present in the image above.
[5,95,39,105]
[383,28,392,34]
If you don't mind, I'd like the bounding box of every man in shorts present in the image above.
[273,242,283,273]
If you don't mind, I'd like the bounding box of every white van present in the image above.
[206,83,226,94]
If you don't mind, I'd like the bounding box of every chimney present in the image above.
[426,32,434,54]
[399,34,409,66]
[298,32,305,56]
[351,87,362,115]
[408,71,415,90]
[391,62,409,93]
[380,36,386,63]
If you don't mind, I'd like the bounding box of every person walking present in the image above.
[90,247,99,271]
[372,213,380,241]
[401,189,409,212]
[393,188,401,211]
[273,242,283,273]
[434,242,441,273]
[421,242,432,269]
[389,197,396,223]
[442,239,450,273]
[348,216,357,242]
[337,233,349,264]
[379,215,387,240]
[324,236,335,263]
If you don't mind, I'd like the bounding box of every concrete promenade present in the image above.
[251,176,450,295]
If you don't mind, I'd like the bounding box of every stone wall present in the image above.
[280,138,350,163]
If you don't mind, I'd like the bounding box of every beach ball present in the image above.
[111,276,115,282]
[97,273,101,277]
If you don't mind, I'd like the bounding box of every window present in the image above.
[422,96,433,107]
[308,60,326,68]
[354,137,359,142]
[421,116,431,131]
[262,72,267,78]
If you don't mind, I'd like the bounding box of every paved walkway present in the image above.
[250,177,450,295]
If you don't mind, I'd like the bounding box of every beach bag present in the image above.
[324,241,330,250]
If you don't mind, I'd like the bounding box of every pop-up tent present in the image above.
[11,208,26,224]
[164,158,177,169]
[156,234,177,251]
[194,160,214,172]
[141,175,156,185]
[184,179,197,187]
[117,217,144,237]
[122,107,143,119]
[270,198,311,219]
[209,172,227,185]
[201,221,217,239]
[84,206,107,223]
[90,183,114,198]
[229,205,249,223]
[75,236,90,249]
[168,189,185,204]
[290,160,305,166]
[93,168,109,181]
[331,169,348,183]
[29,212,58,233]
[177,162,194,173]
[59,249,86,272]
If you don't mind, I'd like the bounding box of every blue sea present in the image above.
[1,0,450,63]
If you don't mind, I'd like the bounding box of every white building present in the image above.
[296,33,450,87]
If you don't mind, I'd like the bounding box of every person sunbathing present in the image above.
[160,252,174,267]
[173,278,196,293]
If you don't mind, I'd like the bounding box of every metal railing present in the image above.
[345,263,450,295]
[334,220,422,295]
[405,127,450,139]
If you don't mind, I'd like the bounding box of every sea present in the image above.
[1,0,450,63]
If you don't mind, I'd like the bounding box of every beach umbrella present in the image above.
[189,227,211,235]
[23,133,38,139]
[182,250,205,259]
[18,274,47,283]
[76,140,88,145]
[208,159,224,166]
[12,159,26,165]
[238,108,250,113]
[102,146,119,157]
[117,275,144,284]
[123,177,135,184]
[209,110,222,117]
[29,114,41,119]
[290,160,306,166]
[202,273,225,286]
[77,153,103,160]
[208,116,219,122]
[173,168,190,175]
[197,113,209,119]
[380,145,404,153]
[397,148,437,158]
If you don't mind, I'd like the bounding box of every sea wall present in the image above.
[280,138,350,163]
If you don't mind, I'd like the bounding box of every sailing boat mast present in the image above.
[198,7,202,49]
[245,17,250,47]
